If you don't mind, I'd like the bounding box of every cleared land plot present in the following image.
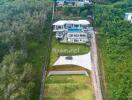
[50,35,89,66]
[44,75,93,100]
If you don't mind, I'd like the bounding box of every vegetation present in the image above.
[46,3,92,100]
[49,65,86,71]
[44,75,93,100]
[0,51,34,100]
[55,6,93,20]
[94,0,132,99]
[49,35,89,66]
[0,0,52,99]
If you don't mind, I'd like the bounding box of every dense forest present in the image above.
[0,0,52,100]
[94,0,132,100]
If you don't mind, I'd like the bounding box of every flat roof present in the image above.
[53,20,66,25]
[78,20,90,25]
[53,20,90,25]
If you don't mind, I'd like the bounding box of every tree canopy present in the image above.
[0,0,52,99]
[94,1,132,100]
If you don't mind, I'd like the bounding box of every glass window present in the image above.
[74,24,79,28]
[69,34,73,37]
[74,39,79,42]
[80,34,86,37]
[74,34,79,37]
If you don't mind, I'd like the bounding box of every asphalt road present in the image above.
[91,31,103,100]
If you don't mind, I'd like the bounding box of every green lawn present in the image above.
[44,75,93,100]
[50,35,89,66]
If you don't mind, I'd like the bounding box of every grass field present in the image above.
[44,75,93,100]
[50,35,89,66]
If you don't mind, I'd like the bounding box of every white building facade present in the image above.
[66,31,88,43]
[53,20,90,43]
[53,20,90,32]
[125,13,132,23]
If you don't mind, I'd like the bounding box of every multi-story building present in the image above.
[53,20,91,43]
[66,28,88,43]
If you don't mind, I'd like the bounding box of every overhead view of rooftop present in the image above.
[0,0,131,100]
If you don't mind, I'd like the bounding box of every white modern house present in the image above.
[53,20,90,43]
[125,13,132,23]
[53,20,90,32]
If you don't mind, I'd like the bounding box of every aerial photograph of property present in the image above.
[0,0,131,100]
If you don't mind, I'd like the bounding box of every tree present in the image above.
[0,51,35,100]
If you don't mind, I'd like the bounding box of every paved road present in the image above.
[91,31,103,100]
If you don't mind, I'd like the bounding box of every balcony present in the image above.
[56,32,64,39]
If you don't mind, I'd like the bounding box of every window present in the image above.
[69,34,73,37]
[57,26,63,30]
[74,34,79,37]
[74,24,79,28]
[74,39,79,42]
[80,34,86,37]
[66,24,73,28]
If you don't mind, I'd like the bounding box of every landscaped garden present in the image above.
[44,75,93,100]
[49,35,89,66]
